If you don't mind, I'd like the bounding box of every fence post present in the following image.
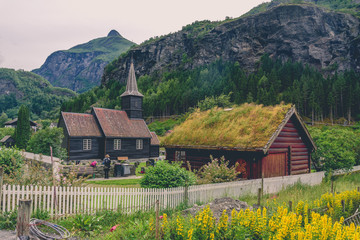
[155,199,160,240]
[184,185,189,206]
[341,200,345,213]
[331,180,334,194]
[257,188,262,206]
[289,201,293,212]
[16,199,32,238]
[0,167,3,208]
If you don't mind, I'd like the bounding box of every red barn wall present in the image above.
[263,116,310,177]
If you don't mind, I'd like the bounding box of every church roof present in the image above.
[120,62,144,97]
[92,108,151,138]
[60,112,102,137]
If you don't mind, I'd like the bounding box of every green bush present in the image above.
[27,127,67,159]
[0,148,24,174]
[140,161,196,188]
[309,126,360,171]
[0,127,15,140]
[0,210,17,230]
[197,156,239,184]
[31,209,50,220]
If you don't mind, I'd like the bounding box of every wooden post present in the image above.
[16,199,32,238]
[257,188,262,206]
[358,186,360,192]
[0,167,3,207]
[289,201,293,212]
[155,199,160,240]
[341,200,345,213]
[184,185,189,207]
[331,180,334,194]
[50,146,57,218]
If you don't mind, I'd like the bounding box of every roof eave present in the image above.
[163,144,264,152]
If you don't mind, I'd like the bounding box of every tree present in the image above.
[27,127,67,159]
[14,105,31,149]
[0,112,9,127]
[309,126,360,171]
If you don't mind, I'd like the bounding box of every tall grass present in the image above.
[239,172,360,206]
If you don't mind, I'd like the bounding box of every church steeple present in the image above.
[120,61,143,97]
[121,61,143,119]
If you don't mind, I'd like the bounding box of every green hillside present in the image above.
[66,32,134,62]
[245,0,360,17]
[0,68,76,120]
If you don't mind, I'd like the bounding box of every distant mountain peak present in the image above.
[107,30,122,38]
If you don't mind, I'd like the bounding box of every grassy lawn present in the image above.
[86,178,141,188]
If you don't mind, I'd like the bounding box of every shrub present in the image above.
[0,147,23,174]
[140,161,196,188]
[197,156,238,184]
[0,127,15,140]
[0,210,17,230]
[309,126,360,171]
[14,105,31,149]
[27,127,67,160]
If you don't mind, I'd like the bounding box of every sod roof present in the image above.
[163,103,294,151]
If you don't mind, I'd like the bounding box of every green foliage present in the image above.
[62,55,360,124]
[0,127,15,140]
[0,210,17,230]
[309,126,360,171]
[148,115,187,136]
[197,156,239,184]
[0,148,23,174]
[70,214,103,236]
[0,68,76,119]
[0,112,9,128]
[27,127,67,160]
[31,209,50,220]
[15,105,31,149]
[194,93,232,111]
[140,161,196,188]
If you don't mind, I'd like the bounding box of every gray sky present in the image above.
[0,0,269,71]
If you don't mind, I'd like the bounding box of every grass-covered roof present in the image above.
[163,103,293,150]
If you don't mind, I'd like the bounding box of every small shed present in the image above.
[163,103,316,179]
[4,118,38,131]
[0,135,15,148]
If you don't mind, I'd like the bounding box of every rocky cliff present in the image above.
[33,30,134,92]
[102,5,360,85]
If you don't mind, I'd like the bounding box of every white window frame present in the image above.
[136,139,143,150]
[175,151,186,161]
[114,139,121,150]
[83,139,91,150]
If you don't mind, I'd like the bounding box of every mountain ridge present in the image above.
[33,30,134,93]
[102,4,360,86]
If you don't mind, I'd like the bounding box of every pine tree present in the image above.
[15,105,31,149]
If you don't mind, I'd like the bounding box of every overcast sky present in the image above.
[0,0,269,71]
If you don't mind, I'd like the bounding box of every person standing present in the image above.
[103,154,111,179]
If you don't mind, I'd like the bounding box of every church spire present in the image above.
[120,61,143,97]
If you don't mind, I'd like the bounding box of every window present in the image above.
[136,139,143,150]
[83,139,91,150]
[175,151,186,161]
[114,139,121,150]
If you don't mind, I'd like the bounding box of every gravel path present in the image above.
[0,230,16,240]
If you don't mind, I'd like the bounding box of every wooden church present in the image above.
[58,62,159,161]
[163,104,316,179]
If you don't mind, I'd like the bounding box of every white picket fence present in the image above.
[2,165,360,217]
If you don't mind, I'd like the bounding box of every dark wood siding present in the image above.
[68,137,101,160]
[262,153,287,178]
[267,117,310,175]
[166,148,263,178]
[121,96,143,119]
[150,145,160,158]
[105,138,150,160]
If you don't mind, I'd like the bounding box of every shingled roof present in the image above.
[163,103,315,153]
[60,112,102,137]
[92,108,151,138]
[150,132,160,146]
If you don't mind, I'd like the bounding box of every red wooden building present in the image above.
[164,104,316,179]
